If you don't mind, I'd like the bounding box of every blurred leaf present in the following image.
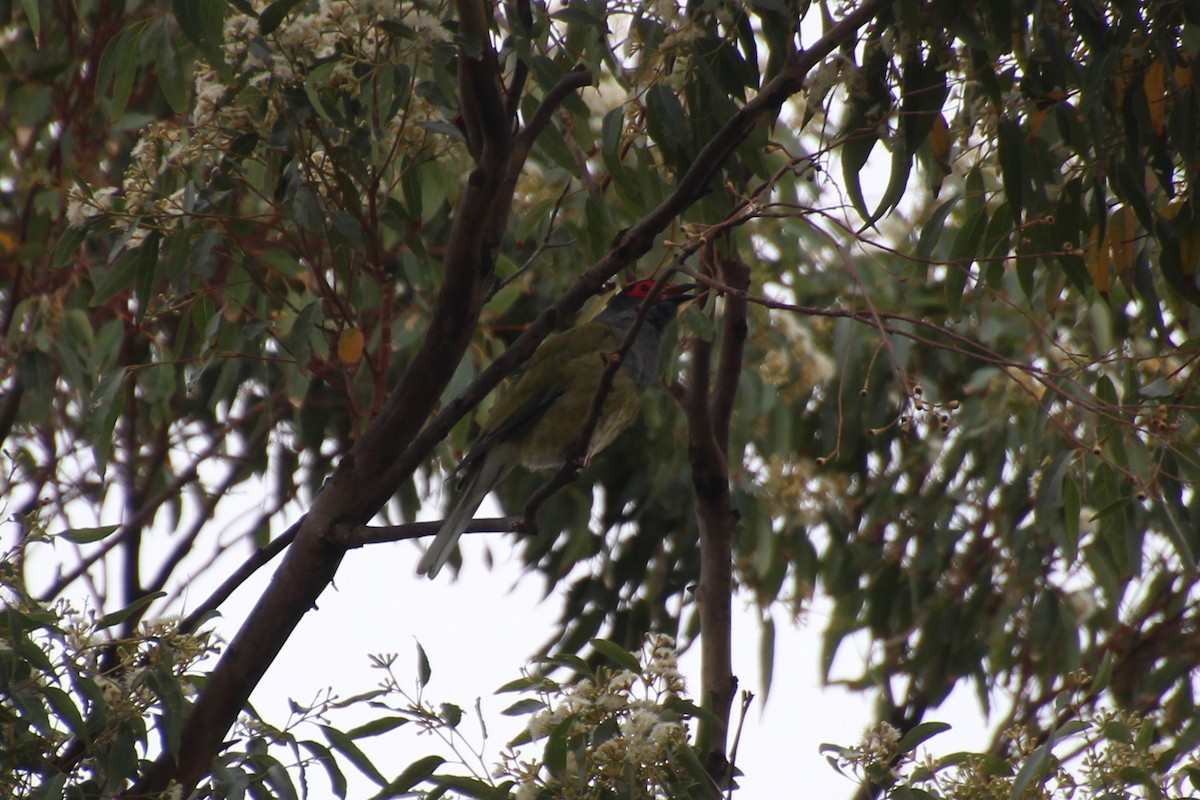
[59,524,121,544]
[916,196,961,263]
[259,0,304,35]
[589,638,641,673]
[372,755,445,799]
[87,367,128,476]
[96,25,143,121]
[645,84,692,170]
[346,716,409,738]
[173,0,228,79]
[500,698,545,716]
[95,591,166,628]
[52,225,88,268]
[299,740,348,798]
[1011,742,1052,799]
[997,118,1025,223]
[896,721,952,755]
[91,247,142,306]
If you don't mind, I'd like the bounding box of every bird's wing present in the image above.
[456,387,561,476]
[457,322,619,473]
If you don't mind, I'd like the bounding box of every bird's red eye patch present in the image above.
[623,279,657,298]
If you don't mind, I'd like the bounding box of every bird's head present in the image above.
[601,278,696,330]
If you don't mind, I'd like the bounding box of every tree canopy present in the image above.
[3,0,1200,796]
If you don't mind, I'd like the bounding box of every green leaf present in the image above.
[147,662,186,757]
[52,225,88,268]
[30,774,67,800]
[759,615,775,703]
[346,716,409,739]
[88,367,128,476]
[137,16,187,114]
[671,744,722,799]
[321,725,388,787]
[601,106,624,160]
[544,715,573,777]
[589,638,641,673]
[415,641,431,688]
[679,303,715,343]
[916,196,960,262]
[500,698,545,716]
[946,205,988,319]
[42,685,88,741]
[287,301,321,366]
[18,0,40,38]
[134,231,162,323]
[95,591,167,629]
[299,740,348,798]
[429,775,505,799]
[513,198,558,243]
[262,755,300,800]
[91,248,142,306]
[1060,476,1081,564]
[95,26,137,115]
[371,755,444,799]
[997,117,1025,223]
[1010,742,1052,799]
[1138,377,1174,398]
[870,148,913,224]
[108,26,143,121]
[495,674,555,694]
[841,126,878,224]
[439,702,463,728]
[258,0,304,34]
[662,695,719,725]
[58,524,121,544]
[897,721,951,754]
[173,0,229,79]
[645,84,692,170]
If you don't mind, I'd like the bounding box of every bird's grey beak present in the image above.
[662,283,697,302]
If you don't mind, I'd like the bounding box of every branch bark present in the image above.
[686,248,750,785]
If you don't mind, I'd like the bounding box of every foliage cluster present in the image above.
[2,0,1200,797]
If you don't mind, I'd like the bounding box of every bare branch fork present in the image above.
[127,1,890,794]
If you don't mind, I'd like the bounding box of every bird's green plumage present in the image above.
[416,280,692,578]
[468,320,640,470]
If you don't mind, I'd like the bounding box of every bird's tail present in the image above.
[416,453,508,578]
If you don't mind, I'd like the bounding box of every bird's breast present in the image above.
[515,369,641,470]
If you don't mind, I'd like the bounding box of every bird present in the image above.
[417,278,695,578]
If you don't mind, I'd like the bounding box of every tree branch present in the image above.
[686,244,749,785]
[502,0,534,124]
[128,2,520,792]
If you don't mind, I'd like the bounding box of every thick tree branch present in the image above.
[129,2,518,793]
